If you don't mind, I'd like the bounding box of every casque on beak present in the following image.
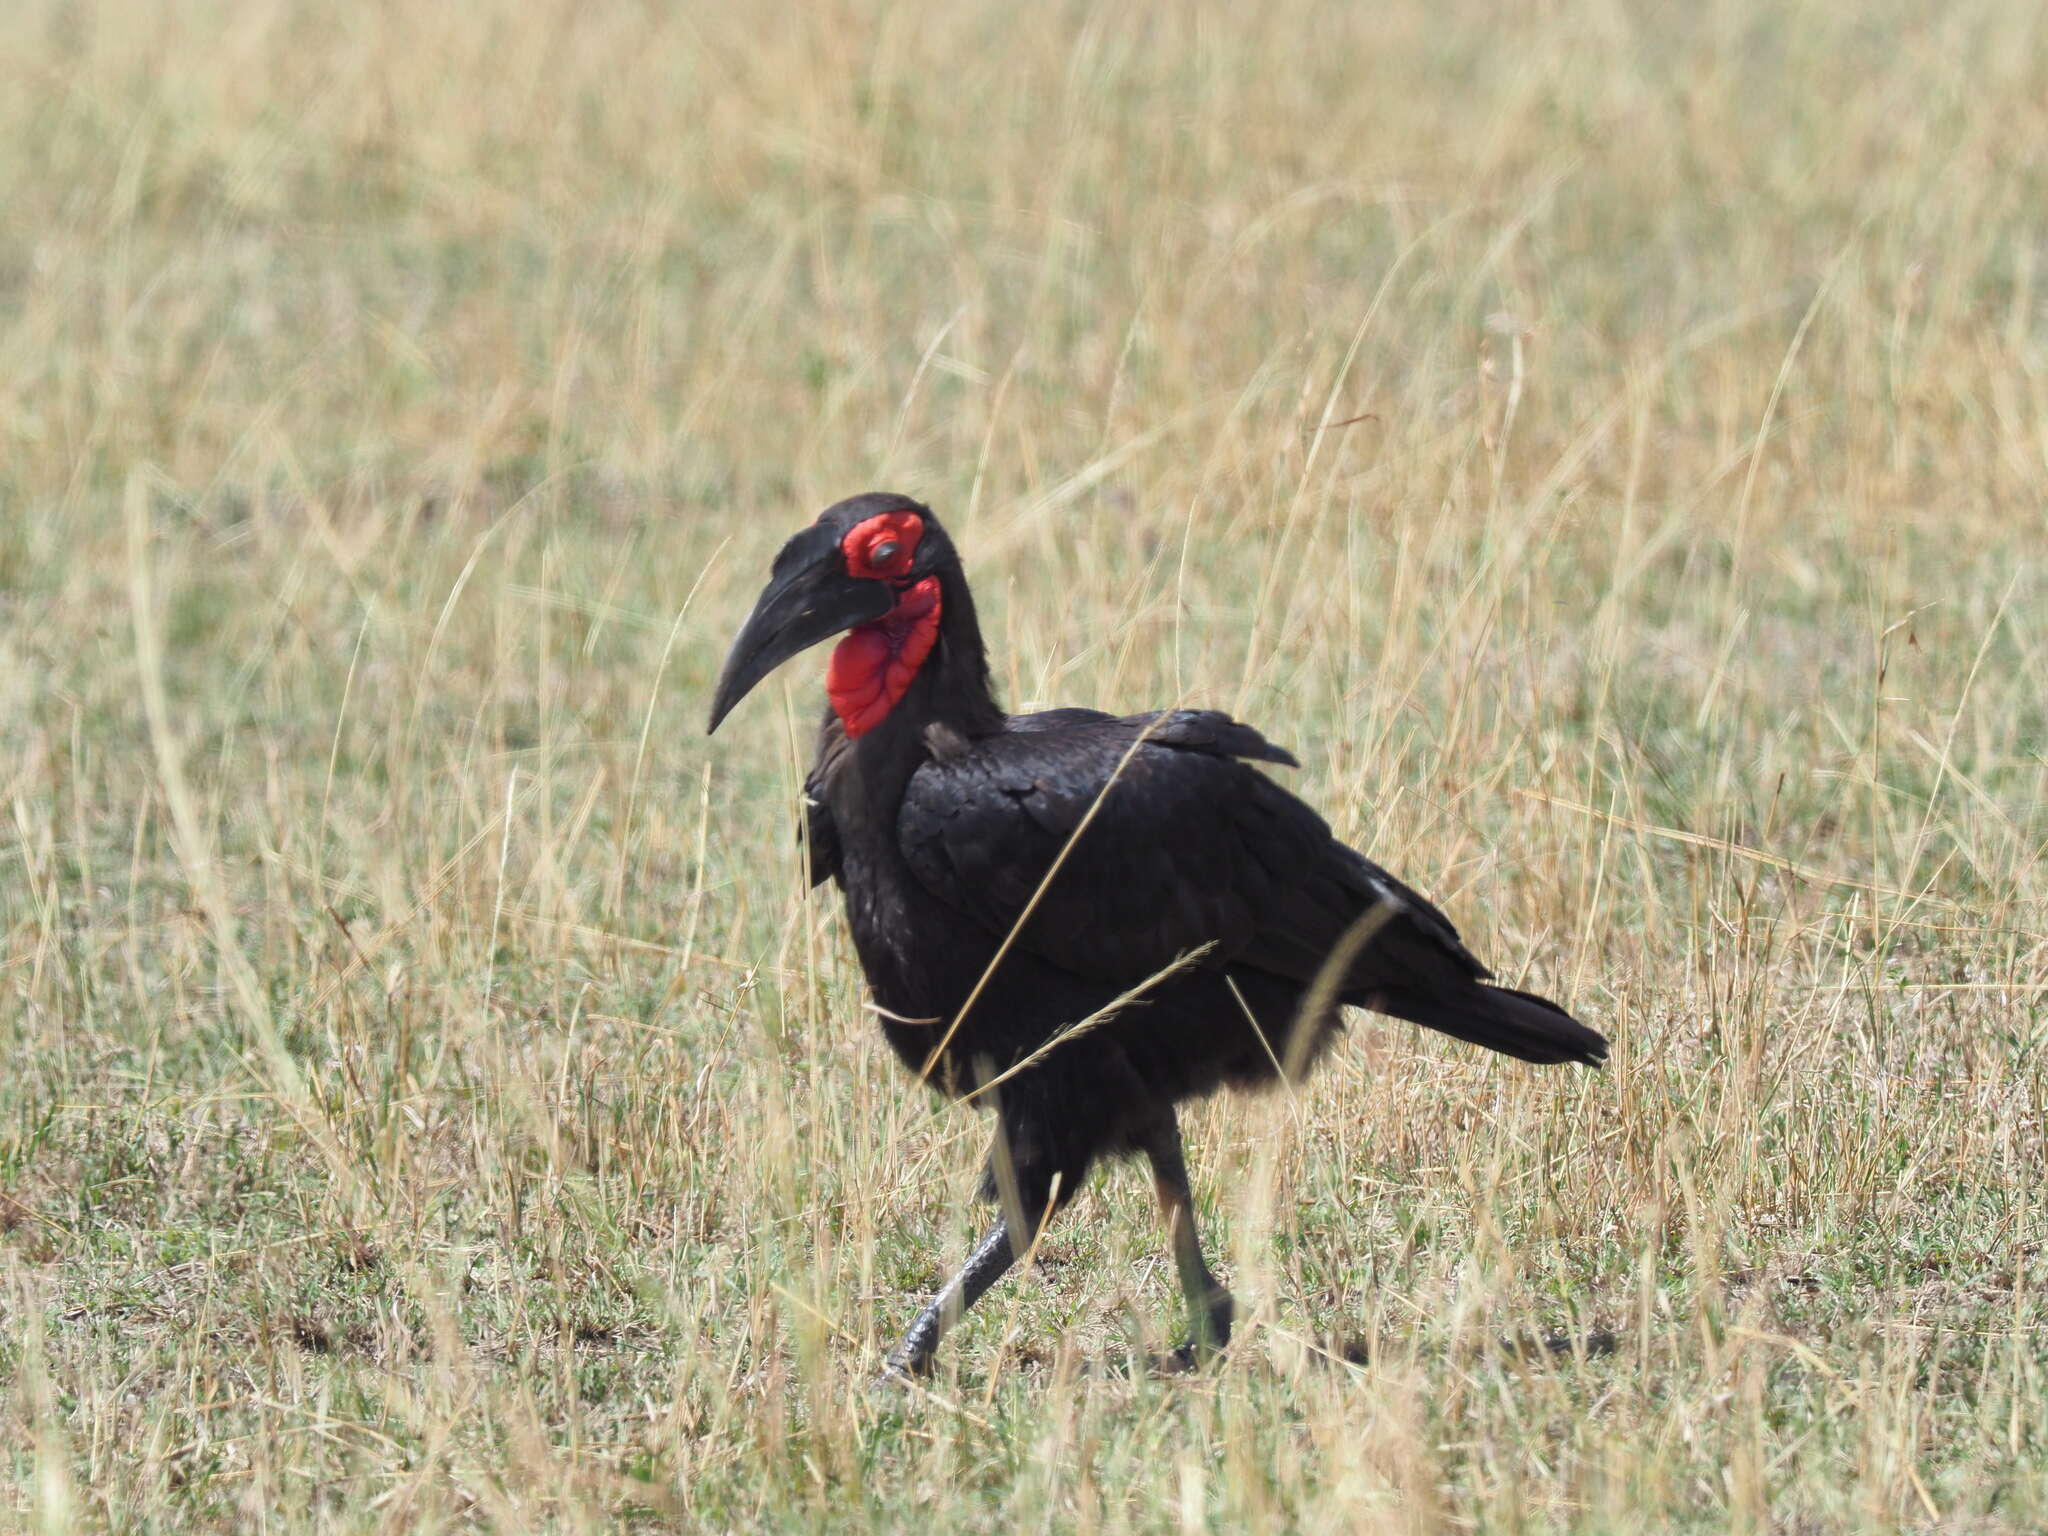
[706,524,897,734]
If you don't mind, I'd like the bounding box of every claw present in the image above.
[870,1358,925,1396]
[876,1343,933,1384]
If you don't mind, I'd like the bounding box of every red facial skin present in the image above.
[839,509,923,582]
[826,511,943,737]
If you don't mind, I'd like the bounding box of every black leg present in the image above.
[882,1216,1017,1379]
[1142,1115,1234,1363]
[883,1103,1077,1382]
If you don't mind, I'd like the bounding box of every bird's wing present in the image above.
[802,777,841,888]
[897,709,1490,990]
[801,707,1116,888]
[799,712,852,889]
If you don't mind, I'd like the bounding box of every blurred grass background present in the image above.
[2,0,2046,1528]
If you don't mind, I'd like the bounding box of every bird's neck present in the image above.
[826,577,944,738]
[828,562,1003,747]
[818,563,1003,843]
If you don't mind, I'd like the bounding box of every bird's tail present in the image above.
[1360,983,1608,1066]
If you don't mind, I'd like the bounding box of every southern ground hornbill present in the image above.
[707,492,1606,1377]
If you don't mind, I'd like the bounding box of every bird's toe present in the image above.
[871,1358,926,1396]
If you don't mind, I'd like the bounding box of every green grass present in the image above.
[3,0,2047,1528]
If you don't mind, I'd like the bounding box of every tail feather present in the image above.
[1359,983,1608,1066]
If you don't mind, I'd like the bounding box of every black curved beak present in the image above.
[706,528,896,734]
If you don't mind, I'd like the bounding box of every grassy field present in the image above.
[3,0,2046,1528]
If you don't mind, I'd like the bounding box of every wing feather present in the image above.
[897,709,1484,992]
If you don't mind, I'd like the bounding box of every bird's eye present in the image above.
[869,540,901,569]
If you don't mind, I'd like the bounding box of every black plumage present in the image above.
[709,493,1606,1376]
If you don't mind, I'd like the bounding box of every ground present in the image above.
[2,0,2046,1529]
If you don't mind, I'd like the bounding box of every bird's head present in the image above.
[707,493,957,738]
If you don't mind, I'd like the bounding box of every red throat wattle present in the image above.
[827,576,942,737]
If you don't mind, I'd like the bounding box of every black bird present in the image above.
[707,493,1606,1376]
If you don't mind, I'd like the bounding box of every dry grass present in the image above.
[3,0,2047,1528]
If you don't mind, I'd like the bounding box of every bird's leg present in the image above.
[881,1217,1015,1379]
[1142,1116,1234,1363]
[884,1104,1075,1381]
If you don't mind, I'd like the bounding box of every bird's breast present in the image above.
[838,847,992,1015]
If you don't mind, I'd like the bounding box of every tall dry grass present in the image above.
[1,0,2045,1528]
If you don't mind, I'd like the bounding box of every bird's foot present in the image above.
[1150,1327,1231,1377]
[1157,1284,1233,1374]
[872,1337,937,1394]
[870,1363,920,1396]
[1498,1328,1618,1363]
[870,1361,930,1399]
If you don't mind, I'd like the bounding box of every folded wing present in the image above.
[896,709,1486,998]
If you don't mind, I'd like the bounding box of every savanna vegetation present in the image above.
[2,0,2046,1528]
